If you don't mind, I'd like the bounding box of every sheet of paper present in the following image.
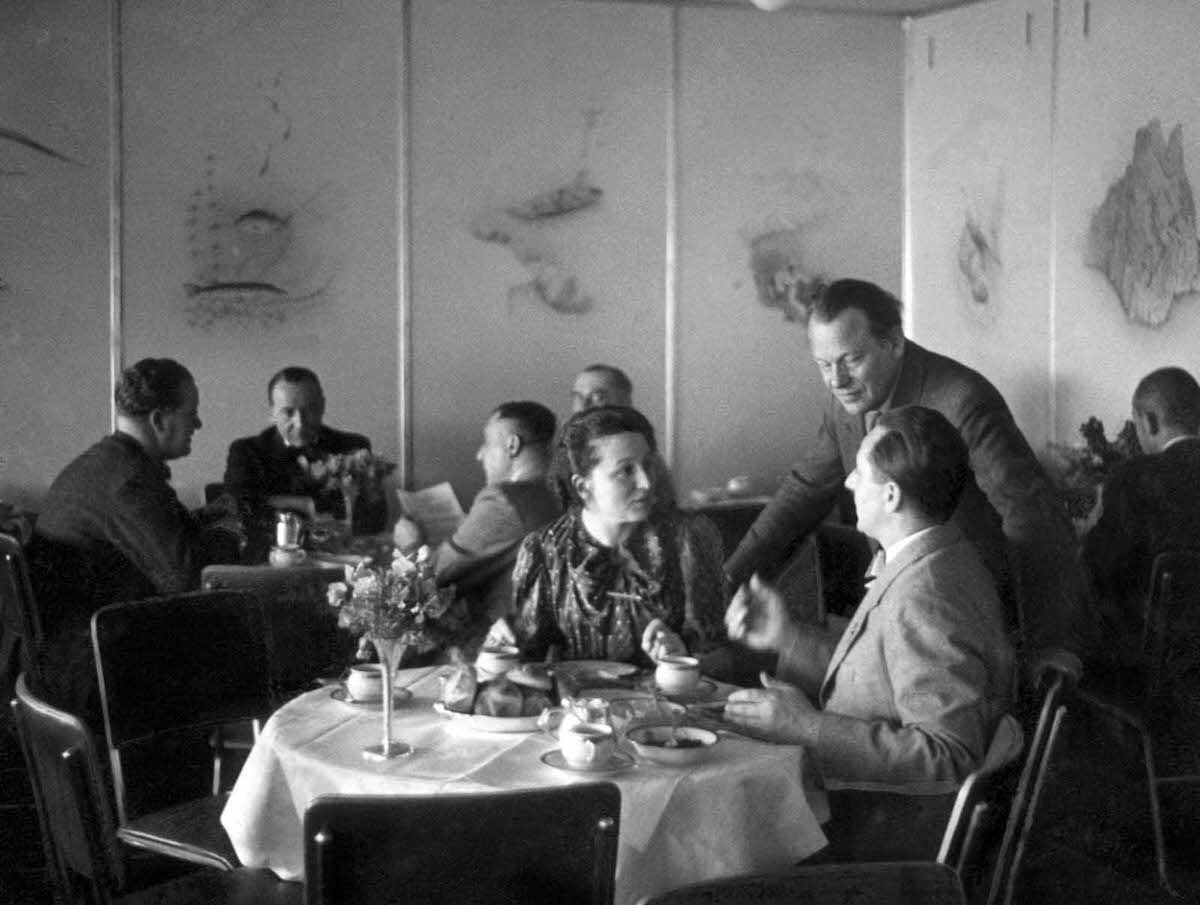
[396,481,465,547]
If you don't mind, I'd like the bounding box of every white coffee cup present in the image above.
[345,663,384,702]
[655,655,701,696]
[559,722,616,769]
[475,645,520,680]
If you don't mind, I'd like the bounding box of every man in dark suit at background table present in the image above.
[724,278,1090,678]
[1085,366,1200,667]
[30,357,240,727]
[223,366,388,553]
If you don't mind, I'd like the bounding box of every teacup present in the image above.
[475,645,520,680]
[345,663,384,702]
[559,722,616,769]
[655,655,701,696]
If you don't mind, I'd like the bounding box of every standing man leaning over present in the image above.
[224,366,387,548]
[30,357,240,726]
[436,401,562,626]
[1085,366,1200,668]
[725,278,1089,677]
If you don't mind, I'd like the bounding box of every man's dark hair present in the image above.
[1133,367,1200,435]
[869,405,969,522]
[580,363,633,398]
[267,366,323,403]
[493,401,557,451]
[809,279,904,341]
[550,405,657,509]
[114,358,194,417]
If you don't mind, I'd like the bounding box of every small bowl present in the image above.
[345,663,384,702]
[626,725,719,766]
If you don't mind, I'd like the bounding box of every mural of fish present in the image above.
[184,280,288,297]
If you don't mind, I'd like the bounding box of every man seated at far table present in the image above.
[436,402,561,630]
[570,363,633,413]
[724,405,1014,859]
[1084,366,1200,669]
[30,357,241,728]
[224,366,388,554]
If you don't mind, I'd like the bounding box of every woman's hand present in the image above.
[483,618,517,650]
[641,618,687,662]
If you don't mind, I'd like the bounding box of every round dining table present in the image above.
[220,665,830,905]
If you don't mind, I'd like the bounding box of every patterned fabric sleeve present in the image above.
[511,530,565,659]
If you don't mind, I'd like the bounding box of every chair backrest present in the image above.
[11,673,125,905]
[91,590,273,823]
[635,861,965,905]
[987,667,1072,905]
[200,564,348,700]
[1142,549,1200,705]
[0,531,43,688]
[303,783,621,905]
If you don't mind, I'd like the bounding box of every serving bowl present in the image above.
[626,725,719,766]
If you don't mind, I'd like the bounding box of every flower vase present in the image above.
[361,636,413,761]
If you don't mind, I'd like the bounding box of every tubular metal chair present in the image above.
[635,861,965,905]
[11,674,301,905]
[91,591,275,871]
[939,668,1073,905]
[1,531,44,691]
[1076,549,1200,896]
[304,783,622,905]
[200,564,349,703]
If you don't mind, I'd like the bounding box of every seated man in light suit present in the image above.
[436,401,562,627]
[724,405,1014,859]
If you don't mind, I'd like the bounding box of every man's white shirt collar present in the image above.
[883,525,938,566]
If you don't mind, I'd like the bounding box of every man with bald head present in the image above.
[1085,366,1200,666]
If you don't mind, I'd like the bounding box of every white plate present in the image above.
[432,701,541,733]
[331,686,412,708]
[540,749,635,774]
[554,660,640,680]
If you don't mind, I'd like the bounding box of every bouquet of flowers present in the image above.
[1047,416,1141,520]
[326,545,462,658]
[298,448,396,495]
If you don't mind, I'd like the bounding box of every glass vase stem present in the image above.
[362,636,412,761]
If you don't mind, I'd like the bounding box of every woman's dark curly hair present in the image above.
[550,405,657,509]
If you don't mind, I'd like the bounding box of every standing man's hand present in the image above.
[724,672,819,745]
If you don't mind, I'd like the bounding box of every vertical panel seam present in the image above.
[109,0,125,431]
[398,0,414,487]
[663,4,681,471]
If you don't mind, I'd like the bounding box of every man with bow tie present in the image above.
[724,406,1014,856]
[223,367,387,553]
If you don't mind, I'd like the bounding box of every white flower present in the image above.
[326,582,349,607]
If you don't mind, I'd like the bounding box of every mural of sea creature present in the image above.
[957,209,1000,305]
[506,172,602,220]
[235,208,291,234]
[746,227,824,322]
[0,125,81,166]
[1086,119,1200,327]
[185,280,288,298]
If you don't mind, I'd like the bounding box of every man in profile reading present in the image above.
[436,401,561,626]
[724,406,1014,857]
[31,357,240,725]
[224,366,387,548]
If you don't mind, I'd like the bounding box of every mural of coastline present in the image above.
[1086,119,1200,328]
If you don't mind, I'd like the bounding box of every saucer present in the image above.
[540,749,635,775]
[331,686,412,708]
[661,678,718,703]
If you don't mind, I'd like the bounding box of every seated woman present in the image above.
[509,405,726,666]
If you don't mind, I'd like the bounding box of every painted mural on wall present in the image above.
[468,108,602,315]
[745,225,824,322]
[182,76,335,329]
[956,191,1003,310]
[1086,119,1200,328]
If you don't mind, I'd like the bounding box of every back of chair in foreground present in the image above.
[304,783,621,905]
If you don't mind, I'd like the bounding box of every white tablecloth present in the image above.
[221,666,829,905]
